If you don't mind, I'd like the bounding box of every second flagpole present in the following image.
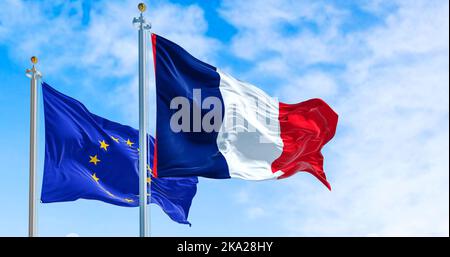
[133,3,151,237]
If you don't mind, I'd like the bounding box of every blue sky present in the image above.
[0,0,448,236]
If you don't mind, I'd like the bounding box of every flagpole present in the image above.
[26,56,41,237]
[133,3,151,237]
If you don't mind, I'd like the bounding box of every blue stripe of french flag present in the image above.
[152,34,338,189]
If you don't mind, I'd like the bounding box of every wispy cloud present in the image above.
[0,0,220,126]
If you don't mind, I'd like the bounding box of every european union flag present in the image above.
[41,82,197,225]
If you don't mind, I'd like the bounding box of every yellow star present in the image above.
[91,173,100,182]
[99,140,109,151]
[124,198,134,203]
[126,139,134,147]
[110,136,119,143]
[147,176,151,183]
[89,155,101,165]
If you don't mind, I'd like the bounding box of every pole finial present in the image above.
[138,3,146,13]
[31,56,38,65]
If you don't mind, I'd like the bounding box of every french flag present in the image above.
[152,34,338,189]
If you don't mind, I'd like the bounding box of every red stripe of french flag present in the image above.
[272,99,338,190]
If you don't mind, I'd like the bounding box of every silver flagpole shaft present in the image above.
[26,56,41,237]
[133,3,151,237]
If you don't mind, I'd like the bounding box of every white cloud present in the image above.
[222,0,449,236]
[0,0,220,126]
[219,0,348,65]
[0,0,86,72]
[277,72,338,102]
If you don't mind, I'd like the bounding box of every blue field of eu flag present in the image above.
[41,82,198,225]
